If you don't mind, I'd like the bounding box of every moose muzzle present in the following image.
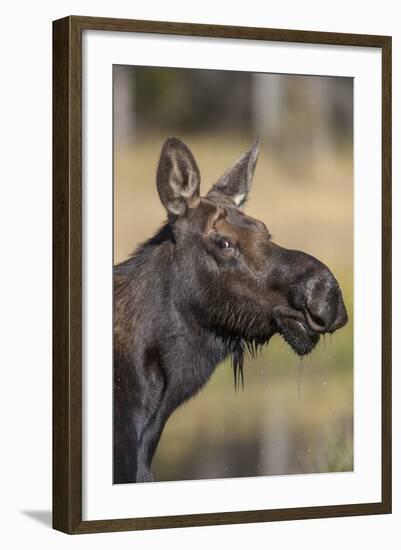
[270,246,348,355]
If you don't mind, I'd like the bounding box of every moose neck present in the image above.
[115,224,235,390]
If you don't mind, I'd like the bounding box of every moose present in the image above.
[113,137,348,483]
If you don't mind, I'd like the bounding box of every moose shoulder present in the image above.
[113,137,348,484]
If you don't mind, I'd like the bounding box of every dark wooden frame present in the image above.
[53,15,392,534]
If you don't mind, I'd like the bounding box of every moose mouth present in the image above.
[273,309,321,356]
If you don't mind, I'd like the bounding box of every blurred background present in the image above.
[113,65,353,481]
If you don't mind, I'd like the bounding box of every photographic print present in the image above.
[53,16,391,533]
[113,66,353,484]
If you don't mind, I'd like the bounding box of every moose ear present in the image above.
[207,139,260,209]
[156,137,201,217]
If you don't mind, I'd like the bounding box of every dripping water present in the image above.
[321,333,333,392]
[326,333,332,360]
[258,362,269,385]
[296,356,305,407]
[326,334,335,416]
[295,356,305,466]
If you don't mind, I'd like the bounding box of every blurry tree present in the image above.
[134,67,253,135]
[113,66,353,177]
[113,65,136,149]
[253,74,353,175]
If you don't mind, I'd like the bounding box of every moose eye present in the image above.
[215,237,232,250]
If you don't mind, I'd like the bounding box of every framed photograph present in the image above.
[53,16,392,534]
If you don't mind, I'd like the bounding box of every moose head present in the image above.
[157,137,348,371]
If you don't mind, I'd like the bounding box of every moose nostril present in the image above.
[309,310,326,328]
[304,307,328,333]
